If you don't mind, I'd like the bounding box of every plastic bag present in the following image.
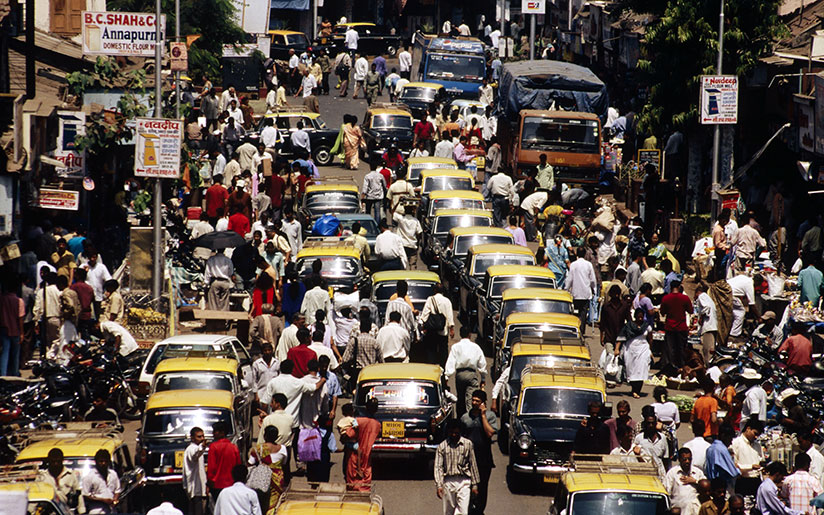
[604,353,622,379]
[766,275,785,297]
[298,427,322,462]
[312,215,340,236]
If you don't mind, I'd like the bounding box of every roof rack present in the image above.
[570,454,660,476]
[520,362,603,380]
[270,106,314,114]
[515,334,585,347]
[12,423,122,447]
[369,102,411,112]
[0,463,41,483]
[303,237,356,249]
[275,482,383,510]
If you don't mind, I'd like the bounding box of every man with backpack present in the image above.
[420,284,455,367]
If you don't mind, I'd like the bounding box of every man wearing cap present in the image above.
[753,311,784,348]
[739,369,767,426]
[778,321,813,375]
[778,388,809,431]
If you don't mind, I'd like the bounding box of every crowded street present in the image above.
[6,1,824,514]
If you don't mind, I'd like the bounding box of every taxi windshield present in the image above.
[570,492,669,514]
[400,87,436,101]
[371,114,413,129]
[454,235,512,256]
[153,372,234,393]
[500,298,571,318]
[285,34,309,45]
[490,278,556,299]
[297,256,361,279]
[357,380,439,408]
[472,254,535,277]
[305,191,360,212]
[519,388,601,416]
[143,408,233,437]
[435,216,490,234]
[423,176,473,194]
[374,281,436,302]
[430,198,484,215]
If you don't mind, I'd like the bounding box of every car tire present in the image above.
[387,45,397,57]
[498,424,509,454]
[506,464,524,494]
[314,146,333,166]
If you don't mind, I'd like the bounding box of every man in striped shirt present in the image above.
[434,419,480,515]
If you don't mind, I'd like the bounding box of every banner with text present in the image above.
[82,12,166,57]
[39,189,80,211]
[700,75,738,124]
[134,118,183,178]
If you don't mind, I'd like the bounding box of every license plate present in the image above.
[174,451,184,469]
[382,421,405,438]
[543,473,560,483]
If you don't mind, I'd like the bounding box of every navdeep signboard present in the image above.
[82,12,166,57]
[700,75,738,125]
[134,118,183,178]
[521,0,546,14]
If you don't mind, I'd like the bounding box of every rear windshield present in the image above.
[153,372,234,393]
[374,281,435,302]
[286,34,309,46]
[297,256,361,279]
[305,191,360,212]
[145,344,233,375]
[423,176,473,194]
[509,355,588,385]
[455,235,513,256]
[501,298,571,319]
[489,278,556,298]
[430,198,484,216]
[409,163,456,183]
[435,215,491,234]
[371,114,413,129]
[570,492,669,515]
[357,380,439,408]
[144,408,233,437]
[472,254,535,277]
[400,87,436,101]
[520,388,602,416]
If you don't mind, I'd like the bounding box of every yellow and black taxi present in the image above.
[418,169,476,220]
[397,82,447,121]
[507,364,607,490]
[151,357,253,427]
[549,454,671,514]
[485,284,571,355]
[0,470,72,515]
[355,363,453,457]
[494,336,590,451]
[371,270,441,322]
[275,483,384,514]
[425,189,486,222]
[137,389,249,486]
[299,180,361,231]
[268,29,311,60]
[406,156,458,188]
[295,238,368,291]
[362,103,415,160]
[438,227,514,309]
[495,312,581,362]
[14,424,143,510]
[323,22,401,56]
[457,244,536,326]
[423,208,492,267]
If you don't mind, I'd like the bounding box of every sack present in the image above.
[423,298,446,333]
[298,427,322,462]
[246,462,271,493]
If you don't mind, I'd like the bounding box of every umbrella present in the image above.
[192,230,246,250]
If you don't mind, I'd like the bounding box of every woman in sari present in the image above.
[249,425,287,514]
[647,231,667,265]
[615,308,652,398]
[342,115,365,170]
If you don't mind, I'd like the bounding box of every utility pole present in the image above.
[152,0,163,301]
[500,0,506,37]
[529,14,535,60]
[25,0,34,98]
[175,0,180,119]
[710,0,725,222]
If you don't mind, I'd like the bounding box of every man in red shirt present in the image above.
[413,117,434,154]
[778,320,813,375]
[205,175,229,227]
[286,327,317,377]
[70,268,95,339]
[659,279,693,374]
[381,144,404,170]
[268,172,286,222]
[206,421,240,501]
[227,206,250,237]
[226,179,253,222]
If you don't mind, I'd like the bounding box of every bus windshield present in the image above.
[521,117,600,153]
[426,54,485,82]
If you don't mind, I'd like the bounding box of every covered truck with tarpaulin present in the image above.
[496,60,609,186]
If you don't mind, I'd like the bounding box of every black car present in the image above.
[322,23,401,56]
[269,30,311,60]
[361,106,414,162]
[396,83,448,121]
[247,111,338,165]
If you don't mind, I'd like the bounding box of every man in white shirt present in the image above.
[361,167,387,222]
[478,78,494,106]
[375,220,408,270]
[219,85,237,112]
[566,247,597,337]
[393,206,422,267]
[398,46,412,79]
[84,251,111,310]
[260,118,278,153]
[420,283,455,366]
[727,273,758,338]
[182,427,208,515]
[252,342,280,399]
[260,359,326,427]
[664,448,706,515]
[457,22,470,35]
[290,121,311,156]
[740,373,769,426]
[258,393,294,445]
[377,311,411,362]
[520,189,549,241]
[204,250,234,311]
[146,500,183,515]
[386,168,415,220]
[213,466,262,515]
[487,169,515,227]
[352,54,369,99]
[445,326,487,418]
[394,77,409,98]
[301,276,331,325]
[190,213,214,240]
[99,321,138,357]
[213,152,227,178]
[295,68,317,98]
[683,420,711,470]
[345,26,359,52]
[489,29,501,49]
[81,449,121,515]
[308,331,339,369]
[287,50,300,92]
[275,313,304,362]
[730,419,765,496]
[640,256,665,295]
[798,431,824,489]
[434,133,454,158]
[693,282,719,365]
[226,99,244,126]
[282,211,303,261]
[384,280,417,337]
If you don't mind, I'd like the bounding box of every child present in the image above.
[337,403,358,451]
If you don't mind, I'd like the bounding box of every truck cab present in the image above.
[411,34,486,99]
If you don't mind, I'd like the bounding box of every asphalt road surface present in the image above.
[123,83,694,513]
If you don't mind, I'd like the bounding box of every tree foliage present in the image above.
[66,57,149,155]
[107,0,246,83]
[619,0,787,134]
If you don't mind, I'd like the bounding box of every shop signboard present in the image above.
[134,118,183,178]
[39,189,80,211]
[82,11,166,57]
[700,75,738,124]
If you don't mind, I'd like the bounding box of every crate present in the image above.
[125,323,168,342]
